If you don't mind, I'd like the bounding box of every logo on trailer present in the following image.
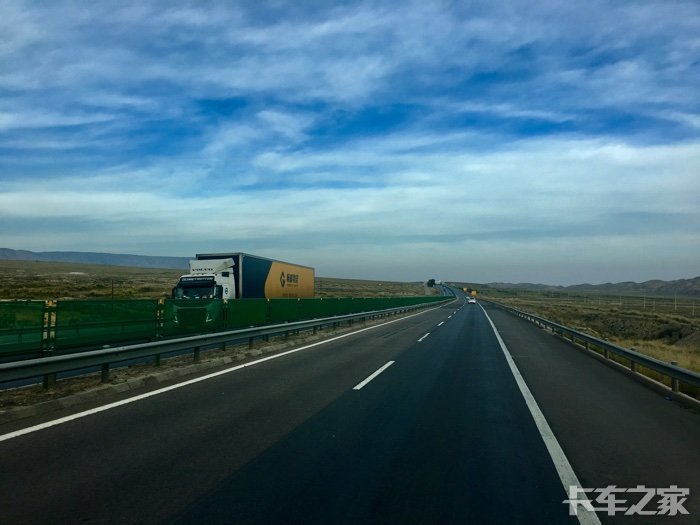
[280,272,299,288]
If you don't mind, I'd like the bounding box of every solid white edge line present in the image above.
[0,302,450,443]
[418,333,430,342]
[479,305,601,525]
[353,361,395,390]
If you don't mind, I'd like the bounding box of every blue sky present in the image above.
[1,0,699,284]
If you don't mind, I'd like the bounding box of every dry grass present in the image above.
[489,296,700,373]
[611,338,700,373]
[316,277,433,298]
[0,260,182,300]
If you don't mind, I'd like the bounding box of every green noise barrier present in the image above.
[225,299,269,329]
[0,301,46,356]
[54,300,159,351]
[1,294,448,356]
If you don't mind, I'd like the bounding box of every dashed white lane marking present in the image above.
[438,322,445,327]
[353,361,395,390]
[418,333,430,342]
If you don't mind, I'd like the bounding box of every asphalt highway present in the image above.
[0,293,698,524]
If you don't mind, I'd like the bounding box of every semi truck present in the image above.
[170,253,315,329]
[172,253,315,300]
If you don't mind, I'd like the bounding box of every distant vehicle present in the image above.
[468,297,476,304]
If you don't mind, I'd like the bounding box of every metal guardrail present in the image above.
[482,299,700,393]
[0,298,452,388]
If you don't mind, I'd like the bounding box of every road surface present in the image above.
[0,294,698,524]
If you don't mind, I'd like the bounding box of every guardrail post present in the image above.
[101,363,110,382]
[43,373,56,389]
[155,354,161,367]
[194,346,200,362]
[40,345,57,389]
[671,362,680,392]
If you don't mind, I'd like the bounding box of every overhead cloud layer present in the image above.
[1,0,698,284]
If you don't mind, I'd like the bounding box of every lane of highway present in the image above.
[483,304,700,524]
[1,294,697,523]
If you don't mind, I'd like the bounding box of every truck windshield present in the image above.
[173,284,216,299]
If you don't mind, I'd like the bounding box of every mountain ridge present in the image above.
[484,277,700,298]
[0,248,189,270]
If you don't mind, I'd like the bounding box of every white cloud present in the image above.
[3,135,697,236]
[0,2,42,57]
[0,110,116,131]
[447,102,572,123]
[255,110,315,141]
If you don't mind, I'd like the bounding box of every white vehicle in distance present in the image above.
[468,297,477,304]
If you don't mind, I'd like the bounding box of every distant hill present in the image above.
[0,248,189,270]
[484,276,700,298]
